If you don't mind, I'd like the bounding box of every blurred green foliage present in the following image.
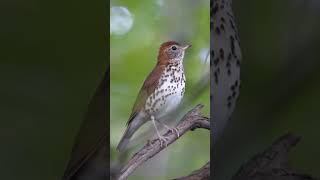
[110,0,210,179]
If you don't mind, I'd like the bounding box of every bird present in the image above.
[117,41,191,151]
[211,0,242,143]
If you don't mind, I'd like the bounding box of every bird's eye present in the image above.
[171,46,177,50]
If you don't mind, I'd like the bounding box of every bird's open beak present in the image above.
[182,44,191,50]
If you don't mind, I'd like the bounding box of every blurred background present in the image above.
[110,0,209,179]
[214,0,320,179]
[0,0,106,179]
[2,0,319,179]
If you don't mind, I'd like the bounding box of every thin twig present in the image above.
[116,104,210,180]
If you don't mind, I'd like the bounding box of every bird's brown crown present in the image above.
[159,41,181,51]
[157,41,185,65]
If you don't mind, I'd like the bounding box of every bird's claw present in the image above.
[158,135,170,148]
[168,127,180,138]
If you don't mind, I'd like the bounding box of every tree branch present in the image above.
[232,133,320,180]
[116,104,210,180]
[173,161,210,180]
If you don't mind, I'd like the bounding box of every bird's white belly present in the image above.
[155,85,184,119]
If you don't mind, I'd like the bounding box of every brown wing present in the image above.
[127,64,165,124]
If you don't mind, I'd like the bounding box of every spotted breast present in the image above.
[145,62,185,120]
[211,0,242,142]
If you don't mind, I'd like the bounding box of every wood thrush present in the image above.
[117,41,191,151]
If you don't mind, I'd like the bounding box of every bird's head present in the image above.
[157,41,191,65]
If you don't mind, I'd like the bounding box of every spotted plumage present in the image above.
[145,63,186,119]
[211,0,242,142]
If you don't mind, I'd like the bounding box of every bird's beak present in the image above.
[182,44,191,50]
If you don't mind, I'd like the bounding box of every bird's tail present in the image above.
[117,117,145,151]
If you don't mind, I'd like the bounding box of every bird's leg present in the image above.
[151,116,169,148]
[156,120,180,138]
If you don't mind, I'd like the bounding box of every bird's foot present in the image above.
[169,127,180,138]
[157,135,170,148]
[163,125,180,138]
